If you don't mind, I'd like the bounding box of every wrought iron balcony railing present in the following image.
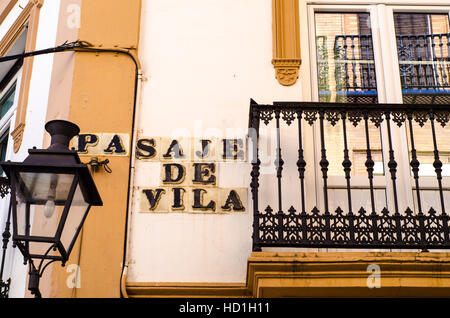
[396,33,450,91]
[249,100,450,251]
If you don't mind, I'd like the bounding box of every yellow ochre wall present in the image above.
[33,0,141,298]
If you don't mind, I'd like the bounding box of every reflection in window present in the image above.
[315,13,377,104]
[394,13,450,104]
[395,14,450,177]
[0,83,15,120]
[315,13,383,177]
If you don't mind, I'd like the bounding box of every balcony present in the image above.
[248,100,450,252]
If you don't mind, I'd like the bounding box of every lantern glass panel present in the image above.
[18,172,74,202]
[15,199,66,239]
[60,183,89,254]
[14,172,75,239]
[15,199,27,237]
[28,241,58,259]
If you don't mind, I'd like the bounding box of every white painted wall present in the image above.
[128,0,303,283]
[0,1,61,298]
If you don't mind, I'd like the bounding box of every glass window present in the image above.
[315,13,384,177]
[315,12,377,104]
[394,13,450,176]
[0,83,15,119]
[0,131,7,175]
[0,84,14,175]
[394,13,450,104]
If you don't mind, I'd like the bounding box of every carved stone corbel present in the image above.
[272,58,301,86]
[272,0,301,86]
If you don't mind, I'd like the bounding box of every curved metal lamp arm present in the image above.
[27,244,60,298]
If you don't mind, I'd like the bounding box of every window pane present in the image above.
[394,13,450,104]
[315,13,384,177]
[0,132,8,175]
[315,13,377,103]
[0,83,15,119]
[0,85,15,175]
[394,13,450,177]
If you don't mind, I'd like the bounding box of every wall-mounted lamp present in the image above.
[0,120,102,298]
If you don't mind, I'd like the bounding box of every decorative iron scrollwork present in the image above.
[249,99,450,251]
[435,112,450,128]
[413,112,428,127]
[0,177,10,199]
[281,110,296,126]
[326,111,340,126]
[0,279,10,298]
[260,110,274,126]
[304,111,318,126]
[255,205,450,248]
[369,111,384,128]
[391,111,407,127]
[347,111,363,127]
[397,41,414,76]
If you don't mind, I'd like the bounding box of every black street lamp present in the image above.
[0,120,102,298]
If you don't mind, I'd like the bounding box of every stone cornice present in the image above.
[125,252,450,298]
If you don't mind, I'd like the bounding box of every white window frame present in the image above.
[0,72,20,138]
[300,0,450,216]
